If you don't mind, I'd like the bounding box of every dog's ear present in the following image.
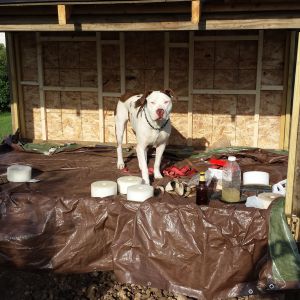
[163,89,177,101]
[135,90,153,108]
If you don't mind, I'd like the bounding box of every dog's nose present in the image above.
[156,109,165,118]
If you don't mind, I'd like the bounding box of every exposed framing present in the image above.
[188,31,194,145]
[36,32,47,140]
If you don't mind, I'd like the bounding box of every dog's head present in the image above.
[136,89,176,121]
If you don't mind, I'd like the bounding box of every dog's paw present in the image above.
[117,162,125,169]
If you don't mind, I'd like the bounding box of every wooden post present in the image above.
[285,32,300,217]
[6,33,19,134]
[96,32,104,143]
[36,32,47,140]
[14,34,26,137]
[57,5,71,25]
[187,31,194,146]
[284,31,297,150]
[253,30,263,147]
[191,0,201,24]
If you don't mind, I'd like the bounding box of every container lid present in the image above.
[228,156,236,162]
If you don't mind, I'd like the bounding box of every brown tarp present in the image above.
[0,146,295,299]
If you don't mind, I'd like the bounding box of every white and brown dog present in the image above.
[115,90,175,184]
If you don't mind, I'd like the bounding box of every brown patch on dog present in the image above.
[161,88,177,102]
[135,90,153,116]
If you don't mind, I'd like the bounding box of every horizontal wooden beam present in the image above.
[194,35,258,41]
[261,85,284,91]
[193,89,256,95]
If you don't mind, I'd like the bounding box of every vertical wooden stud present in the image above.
[57,5,71,25]
[36,32,47,140]
[191,0,201,24]
[96,32,104,143]
[253,30,263,147]
[284,31,297,150]
[6,33,20,134]
[285,32,300,217]
[188,31,195,146]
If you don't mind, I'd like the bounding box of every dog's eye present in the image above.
[164,101,169,104]
[150,102,155,105]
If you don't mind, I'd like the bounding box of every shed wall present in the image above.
[14,30,288,149]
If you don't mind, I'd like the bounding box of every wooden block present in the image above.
[57,5,70,26]
[191,0,201,24]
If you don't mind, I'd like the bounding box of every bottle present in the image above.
[221,156,241,203]
[196,172,209,205]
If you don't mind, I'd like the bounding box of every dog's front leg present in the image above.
[154,143,166,179]
[136,144,150,184]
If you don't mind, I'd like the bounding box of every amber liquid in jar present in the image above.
[196,172,209,205]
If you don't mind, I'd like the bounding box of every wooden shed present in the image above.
[1,0,300,238]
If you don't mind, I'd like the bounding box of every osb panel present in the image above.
[258,116,280,149]
[102,45,120,69]
[235,116,255,146]
[61,92,81,114]
[237,95,255,115]
[81,113,100,142]
[239,41,258,70]
[61,113,82,141]
[211,115,236,146]
[169,69,188,97]
[145,69,164,91]
[262,30,286,70]
[125,32,145,69]
[81,92,98,114]
[80,69,97,87]
[213,95,237,116]
[169,31,188,43]
[260,91,283,116]
[46,112,63,140]
[44,68,59,86]
[59,42,80,69]
[101,32,119,40]
[214,69,239,89]
[103,97,117,143]
[104,122,116,143]
[19,33,38,81]
[261,69,284,85]
[45,91,61,113]
[215,41,239,69]
[103,68,121,93]
[79,42,97,69]
[169,101,188,146]
[238,69,257,90]
[169,48,189,71]
[59,69,80,87]
[43,42,59,68]
[194,69,214,89]
[194,41,215,69]
[193,94,213,115]
[144,32,164,70]
[125,69,145,92]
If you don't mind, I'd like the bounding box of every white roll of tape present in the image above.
[7,164,32,182]
[243,171,269,186]
[127,184,154,202]
[117,176,143,194]
[91,181,117,198]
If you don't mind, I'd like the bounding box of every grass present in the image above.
[0,111,12,141]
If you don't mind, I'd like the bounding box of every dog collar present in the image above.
[143,107,169,131]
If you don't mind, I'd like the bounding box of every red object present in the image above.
[209,158,226,167]
[122,167,129,173]
[163,165,197,178]
[148,167,154,175]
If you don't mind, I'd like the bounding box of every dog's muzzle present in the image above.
[156,109,165,119]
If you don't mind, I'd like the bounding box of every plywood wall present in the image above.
[16,30,288,149]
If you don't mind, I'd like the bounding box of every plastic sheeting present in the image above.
[0,146,299,299]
